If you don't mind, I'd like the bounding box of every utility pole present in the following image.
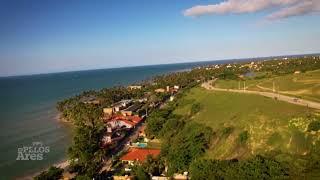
[273,81,275,93]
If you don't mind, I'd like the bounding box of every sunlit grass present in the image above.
[215,70,320,102]
[174,87,318,161]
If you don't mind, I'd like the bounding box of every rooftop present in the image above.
[107,115,143,126]
[123,103,141,112]
[120,148,160,162]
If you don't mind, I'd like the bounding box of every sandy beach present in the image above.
[16,159,70,180]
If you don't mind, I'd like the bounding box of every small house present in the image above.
[112,99,133,112]
[107,119,134,129]
[152,176,169,180]
[113,175,133,180]
[102,134,112,144]
[155,88,165,93]
[121,103,141,116]
[120,148,161,165]
[173,172,189,180]
[128,85,142,90]
[121,110,133,116]
[103,107,113,115]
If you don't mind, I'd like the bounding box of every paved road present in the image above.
[202,79,320,110]
[100,123,145,172]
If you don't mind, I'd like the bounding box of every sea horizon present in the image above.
[2,52,319,78]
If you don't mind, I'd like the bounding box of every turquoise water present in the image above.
[0,61,232,179]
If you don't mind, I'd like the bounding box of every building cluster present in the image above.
[91,84,184,179]
[154,85,179,94]
[154,85,179,102]
[128,85,142,90]
[101,99,146,148]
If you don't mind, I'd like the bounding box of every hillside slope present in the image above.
[174,87,320,175]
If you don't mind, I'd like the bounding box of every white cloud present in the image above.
[183,0,320,20]
[267,1,320,20]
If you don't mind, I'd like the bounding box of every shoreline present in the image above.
[16,159,70,180]
[55,112,72,124]
[18,114,72,180]
[1,62,209,179]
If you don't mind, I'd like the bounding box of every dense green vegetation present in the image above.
[145,102,213,175]
[259,57,320,75]
[34,166,63,180]
[66,104,106,179]
[162,122,212,175]
[189,156,289,179]
[308,120,320,132]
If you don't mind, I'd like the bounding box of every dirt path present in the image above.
[202,79,320,110]
[256,84,274,92]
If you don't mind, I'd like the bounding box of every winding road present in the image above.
[202,79,320,110]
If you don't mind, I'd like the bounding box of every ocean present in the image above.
[0,60,234,179]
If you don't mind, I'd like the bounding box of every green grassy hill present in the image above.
[174,87,320,175]
[215,69,320,102]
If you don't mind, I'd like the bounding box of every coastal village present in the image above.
[48,55,320,180]
[4,0,320,179]
[83,84,186,179]
[100,84,180,149]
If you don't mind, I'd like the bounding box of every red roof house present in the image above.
[120,148,160,164]
[106,115,143,129]
[107,119,134,129]
[128,115,143,124]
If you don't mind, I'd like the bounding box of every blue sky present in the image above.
[0,0,319,76]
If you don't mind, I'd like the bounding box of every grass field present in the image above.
[215,69,320,102]
[174,87,320,173]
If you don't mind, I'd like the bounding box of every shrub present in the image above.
[132,166,150,180]
[190,156,289,179]
[238,131,249,144]
[146,108,173,137]
[222,127,234,136]
[190,103,201,115]
[308,121,320,132]
[159,117,184,138]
